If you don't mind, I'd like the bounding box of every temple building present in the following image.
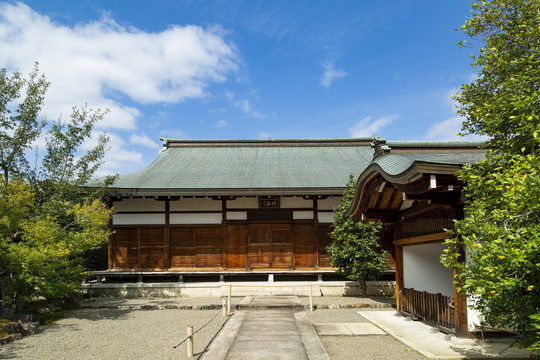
[105,138,380,279]
[97,136,487,336]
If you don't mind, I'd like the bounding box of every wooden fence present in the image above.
[400,287,455,331]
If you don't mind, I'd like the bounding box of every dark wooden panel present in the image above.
[169,228,195,268]
[139,228,167,269]
[317,225,333,268]
[271,225,292,267]
[196,227,223,268]
[271,246,292,267]
[294,224,316,267]
[249,247,270,267]
[226,224,248,268]
[248,225,270,268]
[248,224,271,244]
[111,228,138,269]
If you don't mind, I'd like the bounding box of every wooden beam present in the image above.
[388,190,403,211]
[392,177,430,195]
[362,211,398,223]
[395,232,450,247]
[359,177,386,214]
[405,192,461,205]
[377,187,395,210]
[367,191,381,210]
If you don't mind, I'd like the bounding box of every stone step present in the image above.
[235,295,305,310]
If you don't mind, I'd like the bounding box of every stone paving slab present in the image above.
[343,322,386,335]
[313,322,386,336]
[358,310,538,359]
[203,296,330,360]
[314,323,352,336]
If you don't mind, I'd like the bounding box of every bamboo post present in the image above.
[309,284,313,312]
[228,284,232,313]
[222,298,227,317]
[187,325,193,357]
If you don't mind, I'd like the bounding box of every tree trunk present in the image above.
[359,278,367,298]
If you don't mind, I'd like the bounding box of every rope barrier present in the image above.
[173,303,226,351]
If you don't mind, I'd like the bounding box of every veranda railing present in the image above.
[400,287,455,331]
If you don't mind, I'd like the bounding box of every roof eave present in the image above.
[106,187,347,198]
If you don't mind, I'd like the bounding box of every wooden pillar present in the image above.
[394,246,404,313]
[454,246,469,337]
[108,235,113,270]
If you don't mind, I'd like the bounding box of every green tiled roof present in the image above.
[372,153,486,176]
[111,139,374,196]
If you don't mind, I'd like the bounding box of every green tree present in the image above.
[0,65,113,315]
[441,0,540,349]
[327,175,389,297]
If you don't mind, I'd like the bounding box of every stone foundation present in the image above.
[81,281,395,298]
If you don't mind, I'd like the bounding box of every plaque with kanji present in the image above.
[259,198,280,208]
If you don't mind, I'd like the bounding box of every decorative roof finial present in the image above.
[371,137,391,158]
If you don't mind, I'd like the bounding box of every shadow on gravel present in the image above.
[187,315,231,360]
[66,307,134,321]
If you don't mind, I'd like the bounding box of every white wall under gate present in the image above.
[403,243,454,297]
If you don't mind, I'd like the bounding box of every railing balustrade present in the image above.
[400,287,455,331]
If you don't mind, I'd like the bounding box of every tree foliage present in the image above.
[0,65,113,315]
[441,0,540,349]
[327,175,389,297]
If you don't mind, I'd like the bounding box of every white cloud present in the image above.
[215,120,227,128]
[159,128,188,139]
[82,132,144,176]
[226,91,267,118]
[129,133,160,149]
[425,116,463,140]
[425,116,488,141]
[348,115,397,138]
[257,132,272,139]
[0,2,240,130]
[320,62,347,87]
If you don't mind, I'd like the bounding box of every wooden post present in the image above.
[228,284,232,313]
[309,284,313,312]
[436,293,442,326]
[394,246,404,313]
[222,298,227,317]
[187,325,193,357]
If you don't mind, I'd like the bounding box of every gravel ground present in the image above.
[306,308,426,359]
[1,297,424,360]
[306,308,370,323]
[0,308,228,360]
[320,336,426,360]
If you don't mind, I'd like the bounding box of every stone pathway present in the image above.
[359,311,537,359]
[202,296,329,360]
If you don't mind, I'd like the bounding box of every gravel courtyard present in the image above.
[1,298,426,360]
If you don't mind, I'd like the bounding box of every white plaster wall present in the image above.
[403,243,454,297]
[293,211,314,220]
[226,212,247,220]
[318,197,340,210]
[281,197,312,208]
[113,199,165,212]
[226,197,258,209]
[467,296,483,331]
[170,198,221,211]
[169,213,222,224]
[317,212,335,223]
[112,213,165,225]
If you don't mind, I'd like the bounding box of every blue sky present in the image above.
[0,1,482,175]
